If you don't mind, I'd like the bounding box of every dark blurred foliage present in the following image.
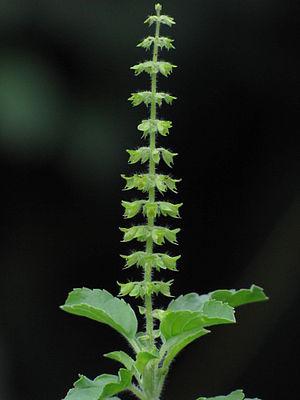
[0,0,299,399]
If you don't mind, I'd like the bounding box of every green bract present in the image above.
[137,36,175,51]
[120,225,180,245]
[126,147,177,166]
[138,119,172,138]
[118,280,174,298]
[121,173,181,194]
[61,4,268,400]
[131,61,177,77]
[129,91,177,107]
[121,252,180,271]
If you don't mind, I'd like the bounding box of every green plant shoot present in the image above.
[61,4,268,400]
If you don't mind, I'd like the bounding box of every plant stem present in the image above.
[130,384,147,400]
[144,6,161,350]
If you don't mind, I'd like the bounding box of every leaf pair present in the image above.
[61,285,268,398]
[120,225,180,245]
[61,286,267,346]
[122,200,182,219]
[121,251,180,271]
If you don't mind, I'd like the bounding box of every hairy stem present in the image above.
[144,5,161,350]
[130,384,147,400]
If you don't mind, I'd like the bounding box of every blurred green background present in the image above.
[0,0,299,399]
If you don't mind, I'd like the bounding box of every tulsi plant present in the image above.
[61,4,268,400]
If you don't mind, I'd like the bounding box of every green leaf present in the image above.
[160,301,235,368]
[129,91,176,107]
[137,36,175,50]
[101,369,132,398]
[210,284,268,307]
[161,327,209,370]
[63,375,115,400]
[135,351,159,374]
[104,351,134,372]
[168,293,211,312]
[61,288,138,340]
[159,311,210,368]
[162,301,235,339]
[168,285,268,312]
[63,370,132,400]
[196,389,260,400]
[246,398,261,399]
[121,200,143,218]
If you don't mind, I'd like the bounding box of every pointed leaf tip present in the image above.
[210,284,268,307]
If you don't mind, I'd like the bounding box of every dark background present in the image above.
[0,0,299,399]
